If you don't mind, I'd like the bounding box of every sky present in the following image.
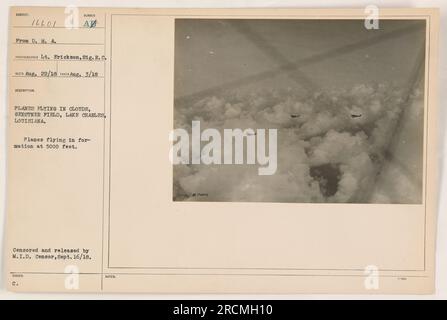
[174,19,426,98]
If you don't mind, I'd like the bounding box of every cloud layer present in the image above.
[173,83,423,203]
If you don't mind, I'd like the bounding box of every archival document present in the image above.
[5,7,439,293]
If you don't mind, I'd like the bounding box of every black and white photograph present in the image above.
[173,19,426,204]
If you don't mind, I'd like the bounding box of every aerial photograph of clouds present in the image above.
[173,19,426,204]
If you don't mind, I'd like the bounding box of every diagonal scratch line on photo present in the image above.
[362,44,426,203]
[175,22,424,106]
[227,20,318,92]
[386,152,423,188]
